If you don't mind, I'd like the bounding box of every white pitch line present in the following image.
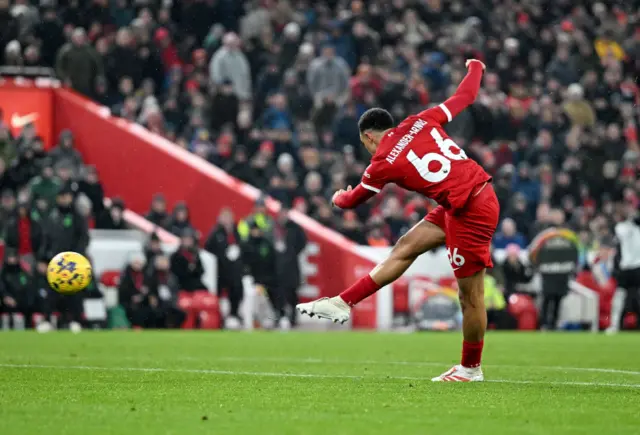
[214,356,640,376]
[1,363,639,389]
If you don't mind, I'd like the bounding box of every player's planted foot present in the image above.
[296,297,351,324]
[431,365,484,382]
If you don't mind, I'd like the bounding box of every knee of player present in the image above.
[393,235,419,259]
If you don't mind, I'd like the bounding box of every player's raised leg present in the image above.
[296,219,445,323]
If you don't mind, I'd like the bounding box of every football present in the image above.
[47,252,93,294]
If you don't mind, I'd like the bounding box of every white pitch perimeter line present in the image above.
[214,356,640,376]
[1,364,639,389]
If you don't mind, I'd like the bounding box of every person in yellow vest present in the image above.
[237,195,274,242]
[485,273,516,329]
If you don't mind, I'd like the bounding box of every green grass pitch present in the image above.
[1,331,639,435]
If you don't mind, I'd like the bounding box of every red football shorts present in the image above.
[425,183,500,278]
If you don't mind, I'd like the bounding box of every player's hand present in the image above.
[465,59,486,70]
[331,186,352,208]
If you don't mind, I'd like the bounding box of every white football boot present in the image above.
[432,365,484,382]
[296,297,351,324]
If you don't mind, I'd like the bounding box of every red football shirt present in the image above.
[334,61,490,211]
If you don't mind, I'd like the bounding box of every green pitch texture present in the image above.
[1,332,639,435]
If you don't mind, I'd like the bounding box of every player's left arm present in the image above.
[332,164,386,209]
[418,59,486,125]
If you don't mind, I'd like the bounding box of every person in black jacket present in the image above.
[4,200,45,267]
[44,183,89,257]
[501,244,534,299]
[274,206,307,326]
[243,222,284,324]
[170,229,206,291]
[118,253,160,328]
[96,197,127,230]
[0,249,35,327]
[146,254,185,328]
[145,193,170,229]
[167,202,195,237]
[144,232,163,274]
[77,165,105,218]
[205,208,244,326]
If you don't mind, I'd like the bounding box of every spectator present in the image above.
[546,44,579,86]
[105,27,142,89]
[367,217,390,247]
[273,206,307,327]
[501,244,533,299]
[77,165,105,218]
[170,229,206,292]
[205,208,244,328]
[167,202,194,237]
[118,252,160,329]
[563,83,596,128]
[0,249,34,328]
[0,189,16,231]
[49,130,84,175]
[96,198,127,230]
[145,254,186,329]
[0,1,19,66]
[306,44,351,108]
[4,200,44,268]
[43,184,89,257]
[224,146,254,185]
[33,7,65,67]
[145,194,170,230]
[493,218,527,250]
[210,80,239,133]
[28,159,60,207]
[260,93,293,132]
[143,232,163,274]
[55,28,104,98]
[484,273,515,330]
[238,195,273,243]
[242,221,284,327]
[209,32,252,101]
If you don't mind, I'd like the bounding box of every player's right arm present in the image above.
[419,59,485,124]
[332,163,387,209]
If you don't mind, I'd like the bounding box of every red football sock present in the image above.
[461,340,484,368]
[339,275,381,306]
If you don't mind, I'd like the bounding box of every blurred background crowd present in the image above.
[2,0,639,249]
[0,0,639,329]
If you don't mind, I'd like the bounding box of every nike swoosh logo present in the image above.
[11,113,39,129]
[452,267,461,271]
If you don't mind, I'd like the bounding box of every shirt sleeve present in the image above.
[418,61,484,124]
[333,163,387,209]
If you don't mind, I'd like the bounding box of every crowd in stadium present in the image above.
[0,0,639,329]
[2,0,639,250]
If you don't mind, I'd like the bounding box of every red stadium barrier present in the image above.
[0,82,378,328]
[0,79,54,146]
